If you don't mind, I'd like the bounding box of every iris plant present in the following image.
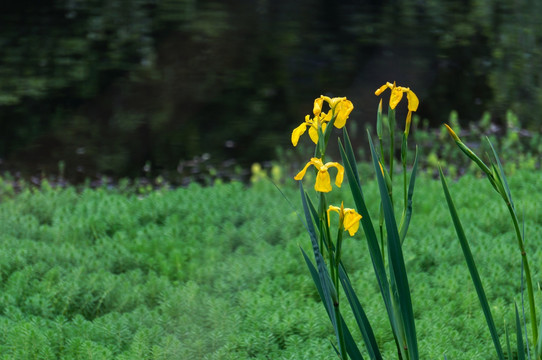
[289,83,537,360]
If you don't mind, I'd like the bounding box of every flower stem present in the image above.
[506,200,538,352]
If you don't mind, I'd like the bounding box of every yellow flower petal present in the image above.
[308,121,327,144]
[405,111,412,135]
[345,217,360,236]
[295,158,342,193]
[343,209,362,236]
[308,125,319,144]
[326,205,341,226]
[313,97,324,116]
[294,160,313,180]
[334,100,354,128]
[322,111,332,122]
[406,90,419,112]
[315,170,332,192]
[325,162,344,188]
[327,205,362,236]
[310,158,324,168]
[321,95,347,110]
[375,84,389,96]
[389,87,404,109]
[328,205,341,213]
[291,122,308,146]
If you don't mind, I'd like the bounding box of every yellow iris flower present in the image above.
[320,96,354,128]
[375,82,419,133]
[291,114,328,146]
[294,157,344,193]
[327,203,362,236]
[291,95,354,146]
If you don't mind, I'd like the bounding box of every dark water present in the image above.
[0,0,539,184]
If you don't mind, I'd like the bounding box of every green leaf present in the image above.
[487,139,514,208]
[505,322,512,360]
[298,182,339,338]
[307,191,320,228]
[438,166,505,360]
[342,127,362,188]
[323,111,337,145]
[399,146,419,243]
[515,303,526,360]
[377,100,383,140]
[338,130,392,315]
[537,307,542,359]
[301,249,365,360]
[488,139,538,349]
[339,264,383,360]
[369,133,418,360]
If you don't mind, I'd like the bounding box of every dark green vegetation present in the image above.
[1,0,541,179]
[0,168,540,359]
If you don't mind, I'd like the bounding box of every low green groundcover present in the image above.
[0,169,540,359]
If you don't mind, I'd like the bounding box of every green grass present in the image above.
[0,169,540,359]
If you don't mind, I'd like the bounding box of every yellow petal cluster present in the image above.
[291,95,353,146]
[294,158,344,193]
[327,203,362,236]
[375,82,419,133]
[291,115,328,146]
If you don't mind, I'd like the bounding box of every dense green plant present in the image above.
[289,83,540,359]
[441,123,541,359]
[0,165,541,358]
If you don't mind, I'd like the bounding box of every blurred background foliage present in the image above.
[0,0,540,183]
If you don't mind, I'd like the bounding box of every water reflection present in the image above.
[0,0,539,184]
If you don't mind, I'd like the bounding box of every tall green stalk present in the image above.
[445,125,539,359]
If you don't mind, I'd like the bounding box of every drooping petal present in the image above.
[375,83,389,96]
[334,99,354,128]
[308,125,319,144]
[326,162,344,188]
[343,209,362,236]
[328,205,341,214]
[344,215,361,236]
[291,122,308,146]
[389,87,404,109]
[326,205,341,226]
[294,160,314,181]
[315,169,332,192]
[337,163,345,187]
[308,121,327,144]
[295,158,338,193]
[406,89,419,112]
